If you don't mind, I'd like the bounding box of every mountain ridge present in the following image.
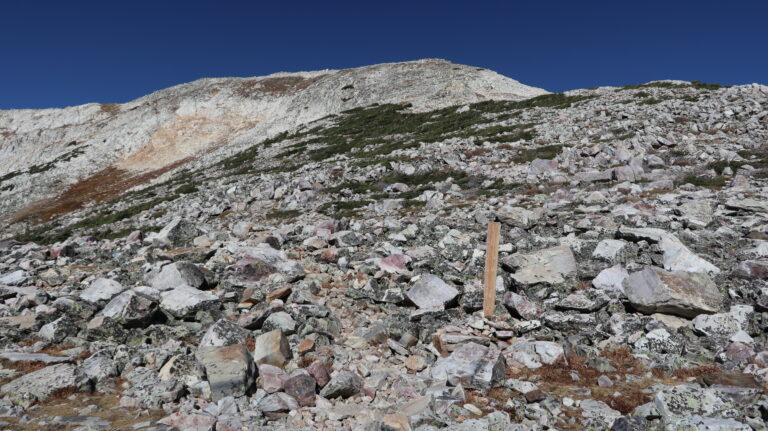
[0,59,548,223]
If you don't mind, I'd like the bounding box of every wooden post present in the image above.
[483,222,501,318]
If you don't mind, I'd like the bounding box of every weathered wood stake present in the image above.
[483,221,501,318]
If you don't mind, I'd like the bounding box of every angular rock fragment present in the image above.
[319,370,362,399]
[592,264,629,293]
[257,363,288,393]
[592,239,628,262]
[159,284,219,319]
[154,217,201,248]
[252,329,292,368]
[233,246,304,282]
[283,372,317,406]
[100,290,158,327]
[0,363,87,402]
[431,342,506,392]
[198,318,248,353]
[79,278,126,303]
[38,315,78,343]
[623,266,723,318]
[618,227,719,274]
[406,274,458,309]
[199,344,255,401]
[504,339,564,369]
[502,291,543,320]
[731,259,768,279]
[147,261,206,291]
[258,392,299,413]
[502,245,577,286]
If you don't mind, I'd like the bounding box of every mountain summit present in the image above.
[0,59,547,221]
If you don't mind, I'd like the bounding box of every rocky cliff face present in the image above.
[0,61,768,430]
[0,59,547,222]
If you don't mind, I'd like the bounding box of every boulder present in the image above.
[79,278,126,303]
[198,318,248,354]
[319,371,362,399]
[431,342,506,393]
[233,246,304,283]
[618,227,719,274]
[592,264,629,293]
[147,262,206,291]
[199,344,255,402]
[623,266,723,318]
[100,290,158,328]
[38,315,78,343]
[502,292,543,320]
[252,329,292,368]
[154,217,201,248]
[503,339,564,369]
[0,363,87,402]
[406,274,459,309]
[258,392,299,413]
[283,373,317,406]
[502,245,577,286]
[159,284,219,319]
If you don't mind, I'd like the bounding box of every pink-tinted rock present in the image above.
[377,254,412,274]
[283,373,317,406]
[503,292,543,320]
[725,342,755,363]
[731,259,768,279]
[306,360,330,388]
[159,412,216,431]
[257,364,288,393]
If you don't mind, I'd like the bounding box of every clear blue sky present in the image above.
[2,0,766,109]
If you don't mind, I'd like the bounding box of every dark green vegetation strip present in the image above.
[214,93,592,173]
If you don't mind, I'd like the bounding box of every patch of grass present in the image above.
[511,144,564,163]
[318,200,371,218]
[289,95,585,162]
[0,170,23,184]
[620,82,682,90]
[638,98,665,105]
[27,148,85,175]
[690,80,724,90]
[681,175,727,188]
[266,209,301,219]
[174,183,199,195]
[15,194,182,245]
[634,91,651,98]
[100,103,121,115]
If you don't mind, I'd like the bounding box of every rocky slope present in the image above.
[0,63,767,430]
[0,59,546,224]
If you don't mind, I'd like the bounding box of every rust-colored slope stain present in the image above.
[9,157,193,223]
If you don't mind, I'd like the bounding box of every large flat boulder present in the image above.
[159,284,219,319]
[406,274,459,309]
[502,245,577,286]
[79,278,125,303]
[623,266,723,318]
[0,363,86,402]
